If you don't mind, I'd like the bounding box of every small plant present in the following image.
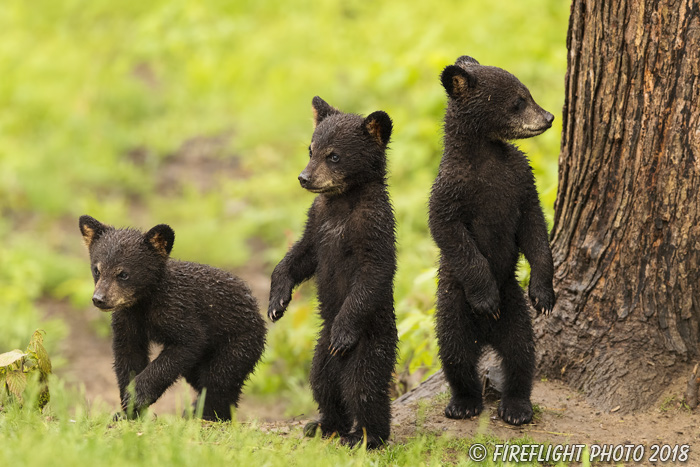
[0,329,52,410]
[531,403,543,422]
[415,399,432,430]
[658,394,692,413]
[659,395,677,412]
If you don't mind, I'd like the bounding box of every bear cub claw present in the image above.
[498,397,534,426]
[444,396,484,419]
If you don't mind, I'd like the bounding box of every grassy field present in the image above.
[1,0,568,463]
[1,381,578,467]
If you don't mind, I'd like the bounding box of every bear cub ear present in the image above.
[79,215,109,248]
[363,110,393,148]
[455,55,480,67]
[144,224,175,258]
[441,65,478,98]
[312,96,340,127]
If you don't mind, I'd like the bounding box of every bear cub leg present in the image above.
[305,335,353,438]
[442,360,484,419]
[490,283,536,426]
[493,339,536,426]
[436,283,484,419]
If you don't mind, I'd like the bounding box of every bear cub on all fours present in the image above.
[429,56,555,426]
[268,97,398,449]
[79,215,266,421]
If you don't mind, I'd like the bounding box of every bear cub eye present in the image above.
[513,97,527,112]
[327,152,340,163]
[116,271,129,281]
[92,265,100,278]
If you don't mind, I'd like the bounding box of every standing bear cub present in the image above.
[269,97,398,449]
[429,56,555,426]
[79,215,266,421]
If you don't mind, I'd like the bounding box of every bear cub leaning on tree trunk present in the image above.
[79,215,266,421]
[429,56,555,426]
[268,96,398,449]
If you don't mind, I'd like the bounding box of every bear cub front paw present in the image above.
[329,321,359,356]
[528,281,555,315]
[467,291,500,320]
[268,278,294,322]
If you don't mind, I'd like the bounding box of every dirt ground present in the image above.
[392,373,698,448]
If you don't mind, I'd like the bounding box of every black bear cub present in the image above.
[79,215,266,421]
[269,97,398,449]
[429,56,555,426]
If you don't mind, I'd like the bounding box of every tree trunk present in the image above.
[534,0,700,411]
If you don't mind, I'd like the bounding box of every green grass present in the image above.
[1,378,569,467]
[1,0,569,459]
[0,416,472,467]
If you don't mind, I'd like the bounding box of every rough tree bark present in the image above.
[534,0,700,411]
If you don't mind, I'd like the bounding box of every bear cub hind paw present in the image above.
[303,420,345,439]
[497,397,534,426]
[303,420,321,438]
[444,396,484,419]
[339,430,385,450]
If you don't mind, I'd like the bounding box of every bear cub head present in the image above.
[298,96,392,195]
[79,215,174,312]
[441,55,554,141]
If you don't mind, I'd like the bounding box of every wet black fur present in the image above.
[429,56,555,426]
[268,97,397,448]
[79,215,266,421]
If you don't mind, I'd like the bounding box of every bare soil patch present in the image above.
[391,371,698,449]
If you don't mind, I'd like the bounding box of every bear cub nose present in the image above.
[92,294,107,308]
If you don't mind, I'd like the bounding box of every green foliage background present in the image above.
[0,0,567,415]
